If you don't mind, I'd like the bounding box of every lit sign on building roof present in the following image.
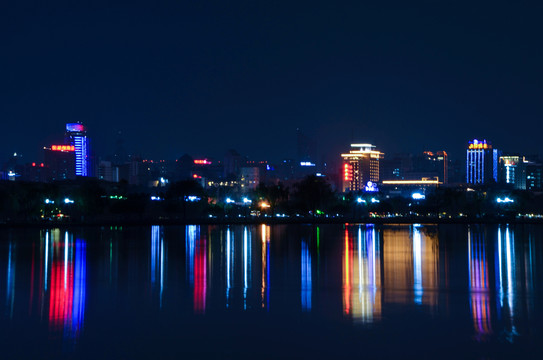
[66,123,86,132]
[51,145,75,151]
[382,178,441,185]
[468,139,491,150]
[194,159,212,165]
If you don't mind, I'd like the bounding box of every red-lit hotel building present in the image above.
[341,144,384,192]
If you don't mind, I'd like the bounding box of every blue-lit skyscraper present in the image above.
[466,139,499,185]
[65,123,89,177]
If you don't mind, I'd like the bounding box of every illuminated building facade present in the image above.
[526,161,542,190]
[65,123,89,177]
[499,155,526,190]
[341,144,384,192]
[466,139,499,185]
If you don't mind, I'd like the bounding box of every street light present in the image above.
[412,193,425,200]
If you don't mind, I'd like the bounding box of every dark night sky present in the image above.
[1,0,542,164]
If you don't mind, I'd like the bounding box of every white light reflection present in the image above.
[357,225,381,323]
[226,227,233,308]
[186,225,198,285]
[413,225,423,305]
[243,227,252,310]
[64,231,69,289]
[497,225,519,342]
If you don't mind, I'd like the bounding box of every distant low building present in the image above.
[240,166,260,191]
[98,160,114,182]
[526,161,543,191]
[381,177,441,197]
[43,145,76,181]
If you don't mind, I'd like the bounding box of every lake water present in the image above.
[1,224,543,359]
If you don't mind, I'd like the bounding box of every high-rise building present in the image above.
[466,139,499,185]
[65,123,89,177]
[341,144,384,192]
[499,155,526,190]
[526,160,542,191]
[380,153,413,181]
[417,151,448,184]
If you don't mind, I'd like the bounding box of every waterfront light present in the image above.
[412,193,425,200]
[64,198,74,204]
[226,198,235,204]
[497,197,514,203]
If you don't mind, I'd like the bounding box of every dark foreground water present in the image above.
[1,224,543,359]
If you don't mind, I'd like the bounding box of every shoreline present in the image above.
[2,216,543,229]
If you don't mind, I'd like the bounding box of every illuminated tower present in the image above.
[341,144,384,192]
[65,123,89,177]
[466,139,499,185]
[499,155,526,190]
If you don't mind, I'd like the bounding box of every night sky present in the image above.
[1,0,542,164]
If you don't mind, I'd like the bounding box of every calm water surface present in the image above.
[1,224,543,359]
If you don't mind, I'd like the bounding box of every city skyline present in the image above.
[4,120,541,192]
[1,1,542,162]
[2,120,540,169]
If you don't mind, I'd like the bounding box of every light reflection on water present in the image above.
[469,226,492,340]
[1,224,543,357]
[342,225,381,323]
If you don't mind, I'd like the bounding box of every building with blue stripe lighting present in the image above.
[65,123,89,177]
[466,139,499,185]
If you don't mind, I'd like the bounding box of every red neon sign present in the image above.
[51,145,75,151]
[194,159,211,165]
[344,163,352,181]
